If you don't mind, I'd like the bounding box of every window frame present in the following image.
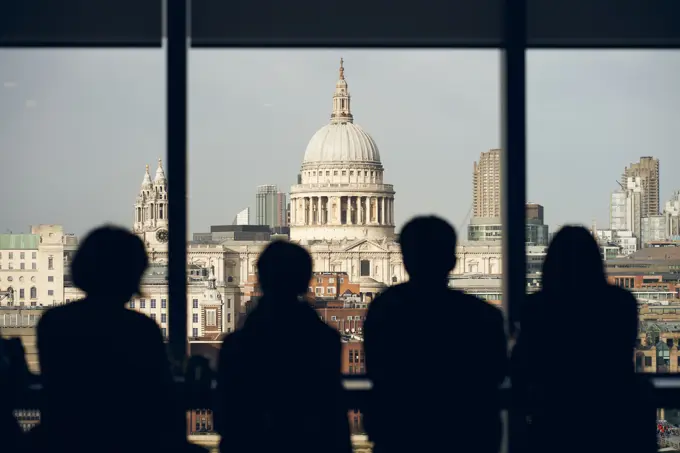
[4,0,680,441]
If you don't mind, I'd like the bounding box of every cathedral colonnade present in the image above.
[290,195,395,227]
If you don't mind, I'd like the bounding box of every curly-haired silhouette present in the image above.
[31,226,187,453]
[364,216,508,453]
[511,226,657,453]
[216,240,352,453]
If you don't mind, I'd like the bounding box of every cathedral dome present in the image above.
[303,122,381,164]
[302,58,381,166]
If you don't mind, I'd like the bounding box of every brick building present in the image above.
[308,272,360,299]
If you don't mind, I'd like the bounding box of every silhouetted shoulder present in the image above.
[454,289,504,317]
[366,283,408,311]
[318,316,342,344]
[38,299,85,323]
[606,284,638,305]
[219,329,246,360]
[39,299,163,342]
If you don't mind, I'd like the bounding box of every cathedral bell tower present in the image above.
[133,159,169,250]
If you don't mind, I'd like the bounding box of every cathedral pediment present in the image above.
[343,239,388,253]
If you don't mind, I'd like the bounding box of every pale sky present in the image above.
[0,49,678,238]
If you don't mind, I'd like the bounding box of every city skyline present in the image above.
[1,50,679,237]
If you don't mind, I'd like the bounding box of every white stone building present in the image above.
[128,159,239,339]
[289,58,395,243]
[180,60,503,305]
[664,191,680,239]
[0,225,70,307]
[54,59,506,338]
[596,229,638,257]
[610,177,643,244]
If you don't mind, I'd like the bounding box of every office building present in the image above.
[467,203,548,246]
[232,207,250,226]
[622,156,660,217]
[256,185,288,228]
[610,177,643,243]
[664,191,680,239]
[472,149,501,218]
[642,215,667,246]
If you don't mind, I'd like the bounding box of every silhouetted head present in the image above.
[71,226,148,304]
[399,216,457,285]
[257,240,312,298]
[542,225,606,293]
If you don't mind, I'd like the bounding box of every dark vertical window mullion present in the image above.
[501,0,527,336]
[501,2,527,453]
[167,0,189,374]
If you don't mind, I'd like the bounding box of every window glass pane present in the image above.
[0,48,166,431]
[189,49,503,449]
[526,51,679,428]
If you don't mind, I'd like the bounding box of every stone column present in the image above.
[391,198,395,225]
[316,197,321,225]
[348,197,354,225]
[336,197,342,225]
[365,197,370,224]
[388,198,392,225]
[357,197,363,225]
[372,197,377,224]
[307,197,312,226]
[290,197,296,225]
[381,197,386,225]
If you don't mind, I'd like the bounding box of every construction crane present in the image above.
[458,202,474,234]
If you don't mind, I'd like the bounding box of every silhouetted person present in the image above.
[32,226,186,453]
[511,226,656,453]
[0,337,27,453]
[216,240,352,453]
[364,216,508,453]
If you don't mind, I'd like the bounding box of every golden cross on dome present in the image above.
[339,57,345,80]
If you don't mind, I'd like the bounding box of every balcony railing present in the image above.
[291,183,395,193]
[10,374,680,410]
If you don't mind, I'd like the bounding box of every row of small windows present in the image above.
[348,349,365,364]
[129,298,167,309]
[0,252,37,260]
[0,276,54,284]
[193,409,213,432]
[127,298,233,312]
[315,277,344,284]
[0,262,36,270]
[148,313,168,323]
[327,316,364,321]
[126,300,233,326]
[2,302,40,308]
[192,298,233,309]
[0,254,53,270]
[0,286,48,299]
[309,170,376,177]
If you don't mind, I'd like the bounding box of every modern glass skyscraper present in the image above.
[256,185,287,228]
